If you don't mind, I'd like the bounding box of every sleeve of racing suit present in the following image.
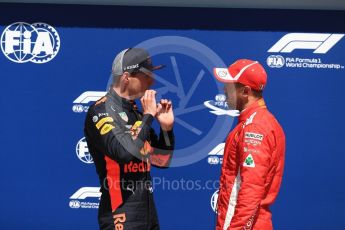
[88,108,154,164]
[148,128,175,168]
[228,123,273,230]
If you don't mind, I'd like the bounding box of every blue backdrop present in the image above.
[0,3,344,230]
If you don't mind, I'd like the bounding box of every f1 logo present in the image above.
[69,187,101,200]
[268,33,344,54]
[72,91,107,113]
[73,91,107,104]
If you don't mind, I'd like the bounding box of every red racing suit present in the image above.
[216,99,285,230]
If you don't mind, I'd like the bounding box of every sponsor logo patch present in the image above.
[92,116,98,123]
[243,154,255,168]
[244,139,262,145]
[113,213,126,229]
[243,147,260,154]
[118,112,129,122]
[124,64,139,70]
[100,124,115,135]
[96,117,114,129]
[124,160,151,173]
[244,132,264,141]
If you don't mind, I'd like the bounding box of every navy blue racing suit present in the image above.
[84,89,174,230]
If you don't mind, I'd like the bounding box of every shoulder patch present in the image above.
[244,112,257,126]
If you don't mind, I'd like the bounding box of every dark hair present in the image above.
[252,89,263,98]
[235,83,263,98]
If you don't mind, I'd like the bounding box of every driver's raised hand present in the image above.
[140,90,158,117]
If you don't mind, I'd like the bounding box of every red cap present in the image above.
[213,59,267,91]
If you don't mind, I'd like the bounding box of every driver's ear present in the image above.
[242,85,251,97]
[122,72,130,86]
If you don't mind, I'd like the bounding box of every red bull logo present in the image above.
[113,213,126,230]
[124,161,151,173]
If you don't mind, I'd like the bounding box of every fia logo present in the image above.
[76,137,94,164]
[1,22,60,63]
[204,94,239,117]
[266,55,285,68]
[210,190,219,213]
